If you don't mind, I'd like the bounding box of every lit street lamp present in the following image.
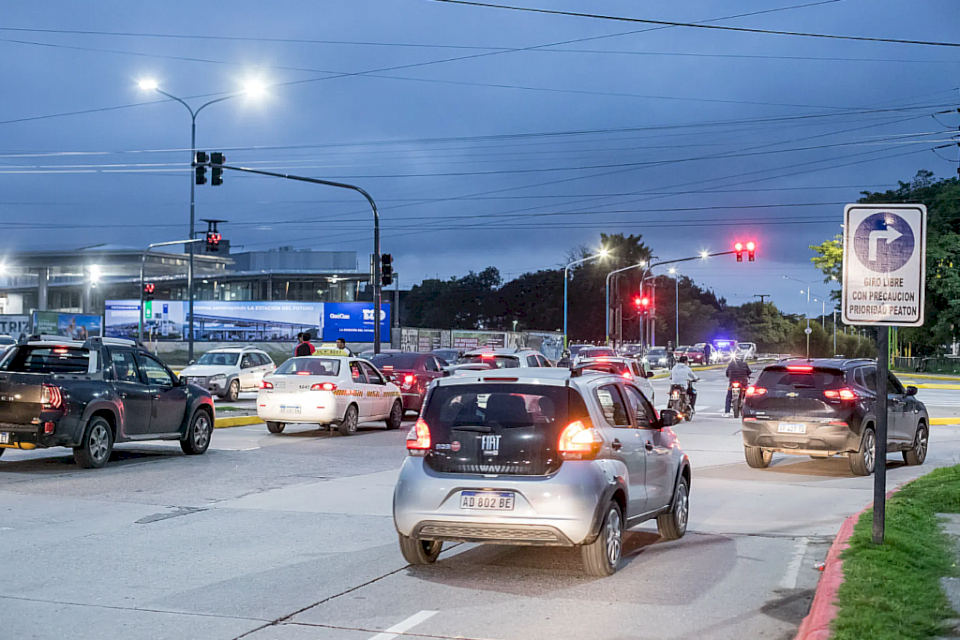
[783,276,833,359]
[564,248,610,348]
[138,78,267,362]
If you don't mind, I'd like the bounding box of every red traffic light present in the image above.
[633,296,643,307]
[640,297,650,308]
[734,242,744,252]
[746,241,756,251]
[143,283,155,294]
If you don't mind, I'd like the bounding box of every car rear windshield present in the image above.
[369,353,422,369]
[0,337,15,346]
[422,383,589,476]
[0,346,96,374]
[757,367,845,390]
[460,354,520,369]
[197,352,239,366]
[580,347,616,358]
[274,358,340,376]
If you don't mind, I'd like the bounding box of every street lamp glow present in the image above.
[138,79,159,91]
[88,264,101,283]
[669,268,677,274]
[243,77,268,98]
[598,247,610,259]
[700,250,709,260]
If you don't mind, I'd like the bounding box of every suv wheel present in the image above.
[849,427,876,476]
[338,405,359,436]
[582,501,623,577]
[181,410,212,455]
[398,534,442,565]
[744,445,772,469]
[385,401,403,430]
[267,421,285,434]
[657,476,689,540]
[903,423,928,466]
[73,417,114,469]
[225,379,240,402]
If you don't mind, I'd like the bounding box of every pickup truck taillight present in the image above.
[41,384,63,410]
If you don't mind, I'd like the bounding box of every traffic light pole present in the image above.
[139,239,203,345]
[199,160,384,354]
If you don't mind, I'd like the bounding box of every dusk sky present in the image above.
[2,0,958,316]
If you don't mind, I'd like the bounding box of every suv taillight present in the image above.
[406,419,431,455]
[824,388,857,401]
[311,382,337,391]
[746,386,766,396]
[260,380,274,390]
[558,420,603,460]
[41,384,63,410]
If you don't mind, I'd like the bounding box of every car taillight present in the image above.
[311,382,337,391]
[746,386,766,396]
[787,366,814,372]
[260,380,274,390]
[403,374,416,388]
[41,384,63,410]
[558,420,603,460]
[622,371,633,380]
[406,419,431,454]
[824,388,857,401]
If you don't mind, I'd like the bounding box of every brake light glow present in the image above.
[311,382,337,391]
[622,371,633,380]
[260,380,274,390]
[41,384,63,410]
[824,388,857,401]
[404,374,415,385]
[481,353,495,359]
[746,386,766,396]
[731,382,741,388]
[53,348,69,354]
[786,366,814,372]
[558,420,603,460]
[296,371,310,376]
[406,419,431,453]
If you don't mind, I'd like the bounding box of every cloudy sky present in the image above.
[1,0,958,315]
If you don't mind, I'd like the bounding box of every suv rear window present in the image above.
[757,367,845,390]
[422,383,589,476]
[1,346,96,374]
[460,355,520,369]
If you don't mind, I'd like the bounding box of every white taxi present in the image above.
[258,352,403,436]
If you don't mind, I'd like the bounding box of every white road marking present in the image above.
[779,537,810,590]
[367,610,438,640]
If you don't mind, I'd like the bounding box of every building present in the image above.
[0,244,369,316]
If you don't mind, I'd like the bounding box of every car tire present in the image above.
[849,427,876,476]
[657,475,690,541]
[903,422,928,466]
[180,410,212,455]
[398,534,442,565]
[744,445,772,469]
[73,416,114,469]
[385,401,403,430]
[581,501,623,577]
[266,421,285,434]
[225,380,240,402]
[338,404,359,436]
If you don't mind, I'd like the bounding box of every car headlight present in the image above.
[209,374,226,383]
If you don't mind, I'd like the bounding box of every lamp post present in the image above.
[604,259,647,346]
[669,267,679,348]
[564,248,609,349]
[138,78,267,363]
[783,276,830,359]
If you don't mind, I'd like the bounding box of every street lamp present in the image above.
[783,276,833,359]
[669,267,679,348]
[138,78,267,362]
[564,248,609,348]
[604,259,646,346]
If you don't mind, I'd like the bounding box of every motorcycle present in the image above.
[668,383,696,422]
[728,380,748,419]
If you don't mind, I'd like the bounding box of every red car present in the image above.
[683,347,706,365]
[369,352,447,415]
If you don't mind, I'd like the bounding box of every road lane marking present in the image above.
[367,610,438,640]
[779,537,810,589]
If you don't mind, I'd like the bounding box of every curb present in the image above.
[794,487,901,640]
[902,383,960,391]
[930,418,960,426]
[214,416,263,429]
[895,372,960,382]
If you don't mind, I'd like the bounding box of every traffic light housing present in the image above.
[143,282,155,301]
[735,242,744,262]
[210,152,225,186]
[205,231,222,253]
[380,254,394,286]
[195,151,208,185]
[747,241,756,262]
[735,241,757,262]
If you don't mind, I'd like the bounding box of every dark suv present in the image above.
[741,358,929,476]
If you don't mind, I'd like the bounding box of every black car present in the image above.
[0,336,215,468]
[741,358,929,476]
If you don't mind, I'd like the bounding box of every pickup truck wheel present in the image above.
[73,417,113,469]
[338,405,359,436]
[657,476,690,541]
[266,421,285,434]
[225,380,240,402]
[581,501,623,577]
[385,401,403,430]
[180,410,212,455]
[398,534,442,565]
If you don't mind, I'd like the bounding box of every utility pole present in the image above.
[754,294,771,304]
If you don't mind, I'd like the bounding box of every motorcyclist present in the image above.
[725,352,752,416]
[557,349,573,367]
[670,356,698,409]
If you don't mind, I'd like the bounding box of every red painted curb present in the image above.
[794,488,902,640]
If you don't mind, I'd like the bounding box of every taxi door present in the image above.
[360,362,391,418]
[347,360,375,420]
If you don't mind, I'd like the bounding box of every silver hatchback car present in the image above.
[393,367,691,576]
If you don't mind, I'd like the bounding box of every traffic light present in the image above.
[195,151,208,185]
[205,231,222,253]
[143,282,155,301]
[735,242,744,262]
[633,296,643,308]
[638,296,651,316]
[747,241,756,262]
[380,253,394,286]
[210,152,225,186]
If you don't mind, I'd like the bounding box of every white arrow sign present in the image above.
[867,225,903,262]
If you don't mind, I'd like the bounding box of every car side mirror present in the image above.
[179,376,189,387]
[659,409,680,428]
[645,371,655,379]
[906,386,918,396]
[189,359,196,366]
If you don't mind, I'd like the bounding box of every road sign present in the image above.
[842,204,926,327]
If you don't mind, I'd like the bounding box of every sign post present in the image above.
[842,203,926,544]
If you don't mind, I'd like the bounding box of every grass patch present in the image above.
[833,464,960,640]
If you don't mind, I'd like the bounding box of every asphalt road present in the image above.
[2,369,959,640]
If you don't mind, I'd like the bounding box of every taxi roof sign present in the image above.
[842,203,926,327]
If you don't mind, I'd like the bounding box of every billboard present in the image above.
[451,330,507,350]
[0,315,30,338]
[105,300,323,342]
[322,303,391,342]
[31,311,103,340]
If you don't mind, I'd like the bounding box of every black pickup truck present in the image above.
[0,336,215,468]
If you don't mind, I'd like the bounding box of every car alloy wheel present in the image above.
[604,506,623,567]
[674,481,689,534]
[863,429,876,473]
[89,423,110,464]
[193,413,211,450]
[915,426,927,463]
